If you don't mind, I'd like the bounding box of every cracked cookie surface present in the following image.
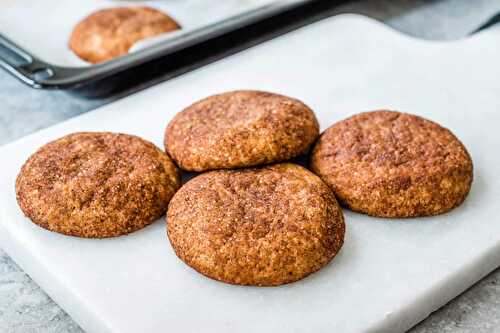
[165,90,319,172]
[167,163,345,286]
[16,132,180,238]
[310,110,473,217]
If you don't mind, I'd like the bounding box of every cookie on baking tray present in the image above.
[164,90,320,172]
[69,6,180,64]
[167,163,345,286]
[16,132,180,238]
[310,110,473,218]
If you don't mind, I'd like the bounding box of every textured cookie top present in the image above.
[310,110,473,217]
[165,91,320,171]
[16,132,181,238]
[69,7,180,63]
[167,163,345,286]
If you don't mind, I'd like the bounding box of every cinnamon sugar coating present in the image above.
[310,110,473,217]
[16,132,180,238]
[165,91,320,172]
[167,163,345,286]
[69,7,180,64]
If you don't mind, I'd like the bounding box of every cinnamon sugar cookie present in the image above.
[165,91,319,172]
[310,110,473,217]
[16,132,180,238]
[69,7,180,63]
[167,163,345,286]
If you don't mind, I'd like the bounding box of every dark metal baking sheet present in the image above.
[0,0,351,96]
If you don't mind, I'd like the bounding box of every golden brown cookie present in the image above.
[310,110,473,218]
[165,90,320,172]
[69,7,181,64]
[167,163,345,286]
[16,132,181,238]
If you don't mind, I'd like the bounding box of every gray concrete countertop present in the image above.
[1,1,500,332]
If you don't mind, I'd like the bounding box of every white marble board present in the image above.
[1,14,500,333]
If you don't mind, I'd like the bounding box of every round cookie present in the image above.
[167,163,345,286]
[310,110,473,218]
[69,7,181,64]
[16,132,181,238]
[165,90,320,172]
